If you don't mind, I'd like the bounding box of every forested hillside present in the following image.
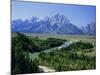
[11,33,96,74]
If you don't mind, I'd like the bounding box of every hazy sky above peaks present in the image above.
[12,1,96,27]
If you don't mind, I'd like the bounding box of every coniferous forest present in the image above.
[11,32,96,74]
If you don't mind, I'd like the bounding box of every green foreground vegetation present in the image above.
[11,32,96,74]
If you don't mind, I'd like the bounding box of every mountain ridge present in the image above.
[12,14,96,35]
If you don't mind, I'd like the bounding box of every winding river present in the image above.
[29,41,72,60]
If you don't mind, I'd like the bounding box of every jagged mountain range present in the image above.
[12,14,96,35]
[81,22,96,35]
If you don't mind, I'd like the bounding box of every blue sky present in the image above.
[12,1,96,27]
